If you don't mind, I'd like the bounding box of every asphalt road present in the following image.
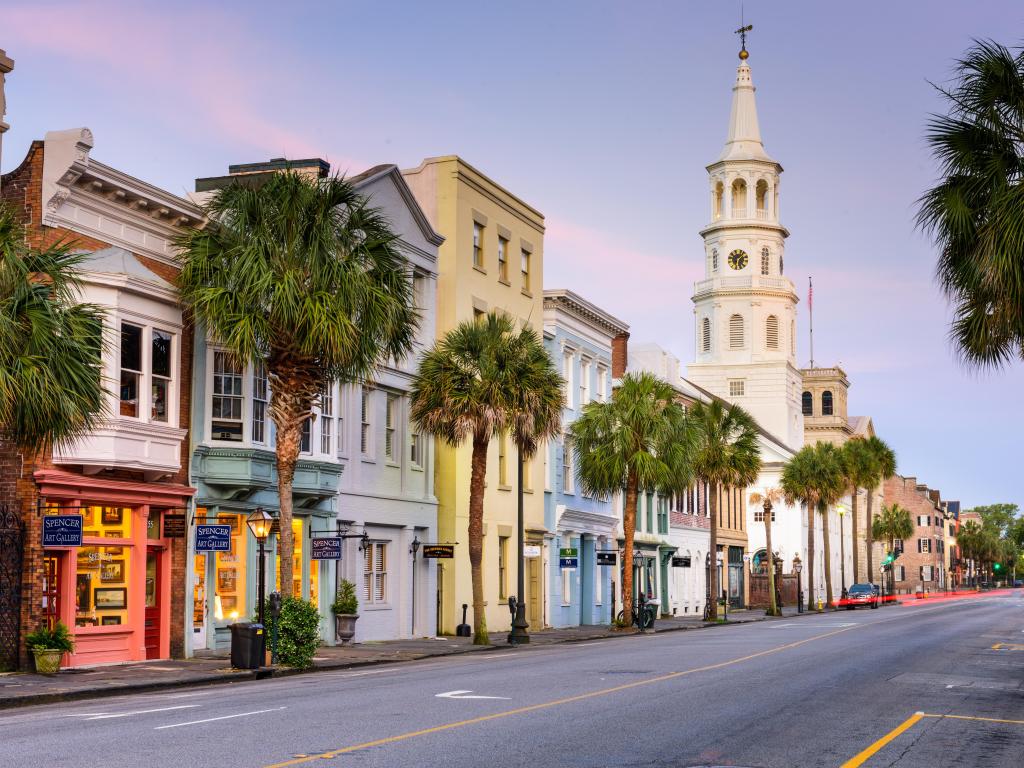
[1,593,1022,768]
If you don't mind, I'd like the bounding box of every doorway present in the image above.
[42,555,61,630]
[527,556,542,628]
[144,548,162,659]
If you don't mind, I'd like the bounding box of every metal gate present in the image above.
[0,505,24,671]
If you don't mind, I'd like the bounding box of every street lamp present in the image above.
[246,507,273,627]
[837,503,847,599]
[793,555,803,614]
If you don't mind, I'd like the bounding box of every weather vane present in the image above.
[735,7,753,61]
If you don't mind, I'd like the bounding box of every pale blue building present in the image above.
[542,290,629,627]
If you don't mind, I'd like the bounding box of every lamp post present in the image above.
[837,503,847,599]
[246,508,274,627]
[510,448,530,644]
[410,536,421,635]
[793,555,803,614]
[703,552,712,621]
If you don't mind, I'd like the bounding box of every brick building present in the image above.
[0,128,202,669]
[881,475,948,595]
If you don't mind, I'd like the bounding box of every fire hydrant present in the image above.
[816,597,823,612]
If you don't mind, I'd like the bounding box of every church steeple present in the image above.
[719,50,774,164]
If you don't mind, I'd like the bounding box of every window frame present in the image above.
[385,392,399,463]
[520,248,531,293]
[472,222,485,270]
[363,541,388,605]
[497,236,509,283]
[360,388,374,458]
[210,349,245,443]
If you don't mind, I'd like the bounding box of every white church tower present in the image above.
[687,42,803,450]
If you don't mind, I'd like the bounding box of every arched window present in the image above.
[729,314,744,349]
[755,179,768,216]
[761,247,770,276]
[731,179,747,217]
[701,317,711,352]
[801,391,812,415]
[822,390,834,416]
[766,315,779,349]
[711,248,719,272]
[713,181,724,220]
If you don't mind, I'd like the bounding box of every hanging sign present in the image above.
[311,537,342,560]
[422,545,455,559]
[596,551,617,566]
[672,556,692,568]
[42,515,83,548]
[195,524,231,552]
[162,514,186,538]
[559,547,579,569]
[523,545,541,558]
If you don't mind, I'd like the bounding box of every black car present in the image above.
[842,583,880,609]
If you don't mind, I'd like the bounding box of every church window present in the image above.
[755,179,768,216]
[711,249,719,272]
[766,315,779,349]
[729,380,745,397]
[729,314,744,349]
[822,390,834,416]
[761,247,770,276]
[713,181,724,220]
[801,391,812,415]
[701,318,711,352]
[731,179,747,217]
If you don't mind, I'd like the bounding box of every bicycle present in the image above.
[616,593,656,630]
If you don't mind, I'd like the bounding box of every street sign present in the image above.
[596,551,617,566]
[422,545,455,559]
[42,515,83,547]
[195,524,231,552]
[162,514,186,538]
[672,556,692,568]
[524,545,541,558]
[559,547,578,569]
[311,537,342,560]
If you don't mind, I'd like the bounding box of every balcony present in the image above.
[52,419,188,479]
[693,274,794,298]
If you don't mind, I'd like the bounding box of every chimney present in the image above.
[0,49,14,195]
[611,331,630,379]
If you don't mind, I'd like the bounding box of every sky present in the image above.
[3,1,1023,511]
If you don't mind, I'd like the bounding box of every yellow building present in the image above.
[403,157,546,634]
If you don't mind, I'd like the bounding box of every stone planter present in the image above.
[334,613,359,645]
[32,648,64,675]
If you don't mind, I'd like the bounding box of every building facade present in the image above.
[1,128,201,669]
[542,290,627,627]
[403,156,547,634]
[882,475,948,594]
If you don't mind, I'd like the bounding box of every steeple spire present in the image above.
[718,45,774,164]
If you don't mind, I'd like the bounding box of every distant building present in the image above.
[882,476,949,594]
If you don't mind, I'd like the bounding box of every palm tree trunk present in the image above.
[468,434,489,644]
[765,501,778,616]
[709,483,719,621]
[821,502,834,608]
[851,487,860,583]
[866,489,875,582]
[621,474,638,626]
[806,502,816,612]
[270,389,309,600]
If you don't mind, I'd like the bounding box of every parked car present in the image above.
[842,583,880,609]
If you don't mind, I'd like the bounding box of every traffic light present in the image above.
[994,563,1002,571]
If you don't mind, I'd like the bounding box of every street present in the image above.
[0,593,1021,767]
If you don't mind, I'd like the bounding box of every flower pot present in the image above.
[334,613,359,645]
[32,648,64,675]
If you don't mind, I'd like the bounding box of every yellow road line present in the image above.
[261,601,970,768]
[924,713,1024,725]
[839,713,925,768]
[990,643,1024,651]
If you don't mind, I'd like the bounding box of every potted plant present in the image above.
[25,622,74,675]
[331,579,359,645]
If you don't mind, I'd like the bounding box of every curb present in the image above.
[0,608,816,710]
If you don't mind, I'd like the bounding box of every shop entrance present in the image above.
[42,555,61,630]
[144,548,162,659]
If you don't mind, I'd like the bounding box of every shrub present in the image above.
[331,579,358,615]
[259,596,321,669]
[25,621,75,653]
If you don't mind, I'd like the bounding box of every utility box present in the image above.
[229,623,265,669]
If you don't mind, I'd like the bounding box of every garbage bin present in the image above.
[229,623,265,669]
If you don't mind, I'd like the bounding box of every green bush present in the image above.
[25,621,75,653]
[331,579,358,615]
[258,597,321,669]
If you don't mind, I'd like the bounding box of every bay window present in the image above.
[119,323,143,417]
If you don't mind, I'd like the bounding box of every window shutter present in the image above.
[761,247,770,275]
[766,315,779,349]
[702,318,711,352]
[729,314,744,349]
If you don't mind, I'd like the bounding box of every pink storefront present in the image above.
[36,471,194,667]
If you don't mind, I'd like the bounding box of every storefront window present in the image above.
[193,553,206,629]
[82,504,133,539]
[75,545,130,627]
[276,519,305,598]
[214,514,246,621]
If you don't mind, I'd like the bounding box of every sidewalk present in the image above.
[0,604,808,709]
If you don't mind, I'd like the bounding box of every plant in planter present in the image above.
[331,579,359,645]
[25,622,74,675]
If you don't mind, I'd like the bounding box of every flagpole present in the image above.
[808,276,814,368]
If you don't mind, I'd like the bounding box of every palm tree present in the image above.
[689,400,761,621]
[749,487,783,616]
[781,442,847,610]
[872,503,913,594]
[411,312,560,644]
[0,202,105,452]
[177,171,416,598]
[571,372,693,627]
[917,40,1024,368]
[863,436,897,580]
[841,437,879,583]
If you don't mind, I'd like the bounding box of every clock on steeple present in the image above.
[728,249,748,270]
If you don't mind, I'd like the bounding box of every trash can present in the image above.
[229,623,265,669]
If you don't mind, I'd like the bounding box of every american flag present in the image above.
[808,277,813,310]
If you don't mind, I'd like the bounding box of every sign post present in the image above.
[195,524,231,553]
[42,515,83,548]
[311,537,342,560]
